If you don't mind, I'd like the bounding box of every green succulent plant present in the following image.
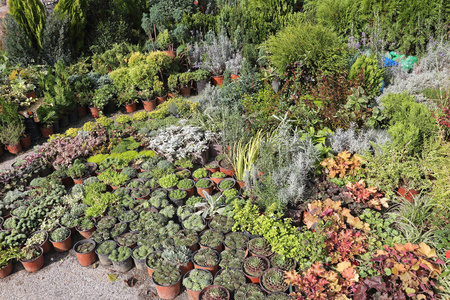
[211,171,226,179]
[173,229,198,248]
[146,251,163,269]
[218,179,234,190]
[182,214,205,232]
[200,229,224,248]
[177,179,194,190]
[115,232,137,247]
[50,227,70,242]
[158,174,179,189]
[260,268,289,293]
[195,178,212,189]
[161,245,192,267]
[19,246,41,261]
[96,216,117,230]
[96,240,116,255]
[193,248,219,267]
[248,237,272,257]
[90,228,111,244]
[234,284,265,300]
[243,256,268,277]
[110,222,127,238]
[132,245,153,260]
[192,168,208,179]
[269,254,296,271]
[210,215,235,234]
[118,210,138,223]
[108,246,131,262]
[183,269,213,292]
[169,189,187,200]
[219,249,246,269]
[214,269,246,292]
[25,231,47,247]
[153,264,181,286]
[76,242,95,253]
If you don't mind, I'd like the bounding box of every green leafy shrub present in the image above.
[9,0,46,50]
[349,54,384,97]
[54,0,88,54]
[158,174,179,189]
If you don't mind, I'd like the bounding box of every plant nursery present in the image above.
[0,0,450,299]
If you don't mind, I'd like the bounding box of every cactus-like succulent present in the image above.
[213,269,246,292]
[260,268,289,293]
[242,256,268,277]
[199,230,224,248]
[183,269,213,292]
[209,215,235,233]
[193,248,219,267]
[248,237,273,257]
[234,284,265,300]
[162,246,192,266]
[219,249,246,269]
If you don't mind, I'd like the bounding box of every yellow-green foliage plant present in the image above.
[9,0,46,50]
[54,0,88,54]
[229,130,264,181]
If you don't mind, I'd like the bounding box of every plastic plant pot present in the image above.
[193,249,220,276]
[0,261,13,278]
[153,268,182,300]
[29,230,52,254]
[199,285,230,300]
[142,99,157,111]
[195,179,214,199]
[183,269,214,300]
[73,239,97,267]
[95,240,117,267]
[20,246,44,273]
[218,159,235,177]
[49,229,72,252]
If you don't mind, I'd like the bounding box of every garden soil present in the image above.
[0,109,189,299]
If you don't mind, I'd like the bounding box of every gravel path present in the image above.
[0,109,189,299]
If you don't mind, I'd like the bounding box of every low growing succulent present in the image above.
[149,196,170,209]
[193,248,219,267]
[260,268,289,293]
[146,251,163,269]
[248,237,273,257]
[115,232,137,247]
[192,168,208,179]
[50,227,70,242]
[159,205,176,218]
[234,284,265,300]
[76,242,95,253]
[201,285,228,299]
[200,230,224,248]
[131,187,150,199]
[25,231,47,247]
[90,228,111,243]
[270,253,296,271]
[19,246,41,261]
[177,179,194,190]
[108,246,131,262]
[218,179,234,190]
[243,256,269,277]
[119,210,138,223]
[152,264,181,286]
[219,249,246,269]
[177,205,194,220]
[186,196,204,206]
[175,169,190,179]
[266,293,292,300]
[183,214,206,232]
[211,172,226,179]
[96,216,117,230]
[121,167,137,178]
[169,189,187,200]
[110,222,128,238]
[173,229,199,248]
[70,203,88,216]
[78,217,95,231]
[96,240,116,254]
[224,232,248,250]
[195,178,212,189]
[183,269,213,292]
[127,180,144,189]
[132,245,153,260]
[138,171,153,180]
[214,269,246,292]
[162,245,192,267]
[210,215,235,233]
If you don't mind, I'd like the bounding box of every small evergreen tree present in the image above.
[54,0,88,54]
[2,14,37,65]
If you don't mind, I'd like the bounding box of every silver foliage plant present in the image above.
[146,125,215,161]
[379,40,450,106]
[189,31,240,76]
[329,123,391,155]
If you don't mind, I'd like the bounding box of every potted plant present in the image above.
[36,105,58,137]
[218,157,235,177]
[210,215,235,234]
[222,188,239,199]
[173,229,199,253]
[192,168,209,181]
[0,247,20,278]
[59,213,79,234]
[132,245,153,271]
[242,256,269,284]
[25,230,51,254]
[266,293,293,300]
[210,171,227,185]
[224,232,248,251]
[0,122,25,154]
[146,251,163,277]
[118,210,138,223]
[194,193,226,220]
[152,264,182,299]
[49,227,72,252]
[260,268,289,293]
[235,284,265,300]
[131,187,151,200]
[117,88,139,113]
[217,178,236,192]
[175,169,191,179]
[214,268,246,293]
[150,195,170,210]
[199,285,230,300]
[178,72,193,97]
[269,253,296,271]
[157,29,175,57]
[19,246,44,273]
[204,163,219,174]
[90,85,116,118]
[195,179,214,198]
[226,52,243,82]
[159,174,179,189]
[183,269,214,300]
[20,131,32,149]
[177,179,195,197]
[96,216,117,230]
[110,222,128,238]
[140,89,156,112]
[248,237,273,257]
[162,245,193,276]
[90,228,112,245]
[192,69,211,94]
[95,240,117,266]
[76,217,96,239]
[169,190,188,207]
[199,229,224,252]
[167,74,179,98]
[154,79,166,105]
[193,248,220,276]
[108,246,133,272]
[67,159,89,184]
[115,232,138,248]
[220,249,247,269]
[182,214,207,233]
[73,239,97,267]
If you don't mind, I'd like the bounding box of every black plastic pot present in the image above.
[95,240,117,266]
[112,255,133,273]
[68,110,79,123]
[196,79,210,94]
[59,114,70,128]
[132,247,148,271]
[104,101,117,114]
[24,118,41,141]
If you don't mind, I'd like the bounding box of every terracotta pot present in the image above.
[199,285,230,300]
[153,271,182,299]
[211,75,224,86]
[72,176,88,185]
[193,249,220,276]
[73,240,97,267]
[0,261,13,278]
[242,256,269,284]
[50,230,72,252]
[210,176,225,186]
[26,90,37,99]
[179,261,194,276]
[6,142,22,155]
[20,246,44,273]
[204,165,219,174]
[39,125,53,138]
[199,243,223,253]
[183,269,213,300]
[231,74,240,82]
[124,103,137,113]
[218,159,235,177]
[89,107,101,118]
[164,50,176,58]
[78,106,87,117]
[20,135,32,149]
[233,175,245,189]
[29,230,52,254]
[180,87,191,97]
[397,186,418,203]
[157,95,167,106]
[195,179,214,198]
[142,99,157,112]
[76,225,96,239]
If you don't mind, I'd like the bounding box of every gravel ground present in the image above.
[0,108,189,300]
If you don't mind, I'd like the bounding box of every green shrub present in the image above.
[54,0,88,54]
[265,21,348,78]
[381,93,437,154]
[349,54,384,97]
[9,0,46,50]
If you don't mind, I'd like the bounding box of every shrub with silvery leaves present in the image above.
[226,52,243,75]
